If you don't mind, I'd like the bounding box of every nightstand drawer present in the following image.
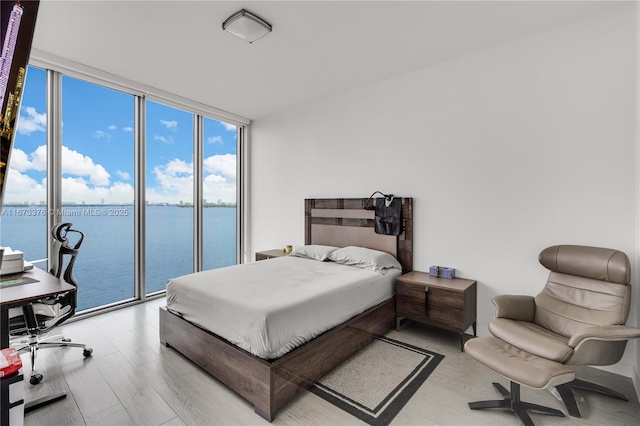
[396,281,426,319]
[427,287,464,328]
[397,282,464,328]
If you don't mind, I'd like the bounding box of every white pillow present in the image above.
[289,245,339,261]
[328,246,402,274]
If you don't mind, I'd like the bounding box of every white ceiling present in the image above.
[32,1,625,121]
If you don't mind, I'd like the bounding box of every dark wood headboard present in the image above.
[304,198,413,272]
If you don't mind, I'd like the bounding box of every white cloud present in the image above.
[204,153,236,180]
[16,106,46,135]
[160,119,177,131]
[107,181,134,203]
[149,159,193,204]
[29,145,47,172]
[8,145,46,173]
[95,130,109,139]
[165,158,192,174]
[60,177,133,204]
[123,126,133,132]
[108,125,117,130]
[153,134,173,144]
[207,136,223,144]
[203,154,236,203]
[4,168,133,205]
[146,154,236,204]
[62,146,111,186]
[116,170,131,181]
[5,146,236,205]
[221,122,236,131]
[6,147,31,172]
[3,168,46,204]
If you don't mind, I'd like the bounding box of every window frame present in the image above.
[25,52,248,317]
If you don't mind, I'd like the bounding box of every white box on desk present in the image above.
[1,248,24,262]
[0,259,24,275]
[0,248,24,275]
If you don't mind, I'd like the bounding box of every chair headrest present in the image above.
[539,245,630,284]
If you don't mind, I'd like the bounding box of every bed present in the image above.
[159,197,413,421]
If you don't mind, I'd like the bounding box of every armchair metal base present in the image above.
[555,378,629,418]
[572,378,628,400]
[469,382,565,426]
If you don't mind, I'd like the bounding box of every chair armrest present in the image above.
[568,325,640,348]
[491,295,535,321]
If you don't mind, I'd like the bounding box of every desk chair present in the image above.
[9,223,92,385]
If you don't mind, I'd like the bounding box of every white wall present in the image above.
[250,6,638,378]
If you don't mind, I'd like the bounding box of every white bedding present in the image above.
[166,255,400,359]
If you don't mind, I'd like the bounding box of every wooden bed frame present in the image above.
[159,197,413,421]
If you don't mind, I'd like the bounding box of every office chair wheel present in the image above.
[30,374,43,385]
[83,348,93,357]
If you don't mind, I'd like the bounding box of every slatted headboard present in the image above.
[305,198,413,272]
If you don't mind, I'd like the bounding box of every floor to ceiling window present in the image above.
[2,59,246,313]
[202,117,237,270]
[145,100,194,294]
[60,75,135,311]
[0,66,47,265]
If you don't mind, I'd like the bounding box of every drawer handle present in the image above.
[424,286,429,318]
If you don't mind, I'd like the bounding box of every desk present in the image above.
[0,267,76,422]
[0,267,75,349]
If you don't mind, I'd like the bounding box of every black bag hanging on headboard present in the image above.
[374,197,403,236]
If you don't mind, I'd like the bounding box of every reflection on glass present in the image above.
[1,66,47,263]
[0,0,40,214]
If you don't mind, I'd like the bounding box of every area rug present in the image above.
[309,336,444,426]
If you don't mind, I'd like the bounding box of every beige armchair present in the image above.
[489,245,640,417]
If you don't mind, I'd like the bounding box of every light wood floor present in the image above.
[18,297,640,426]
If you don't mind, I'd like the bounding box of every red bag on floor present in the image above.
[0,348,22,377]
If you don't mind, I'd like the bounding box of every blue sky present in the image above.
[5,66,237,205]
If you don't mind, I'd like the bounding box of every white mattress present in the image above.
[166,256,399,359]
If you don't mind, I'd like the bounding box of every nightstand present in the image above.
[255,249,289,261]
[396,271,477,351]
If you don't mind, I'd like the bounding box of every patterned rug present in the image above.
[309,336,444,426]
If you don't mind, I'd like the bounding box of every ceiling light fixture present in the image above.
[222,9,272,44]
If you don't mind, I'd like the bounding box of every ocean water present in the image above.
[1,206,236,311]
